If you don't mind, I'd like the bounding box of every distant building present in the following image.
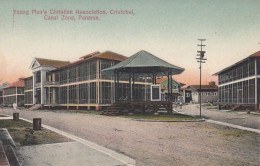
[156,77,185,102]
[3,79,24,106]
[23,76,33,107]
[0,82,9,105]
[214,51,260,110]
[186,81,218,103]
[183,88,192,103]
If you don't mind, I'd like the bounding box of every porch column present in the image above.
[167,71,170,101]
[129,73,132,101]
[132,73,135,100]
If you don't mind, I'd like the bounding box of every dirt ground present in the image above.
[1,108,260,166]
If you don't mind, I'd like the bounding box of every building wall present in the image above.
[218,79,255,104]
[41,58,150,107]
[160,78,183,102]
[184,90,192,103]
[24,77,33,105]
[218,57,259,105]
[191,90,218,103]
[0,90,3,105]
[3,87,24,106]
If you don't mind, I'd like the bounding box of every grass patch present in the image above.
[119,113,198,121]
[47,109,102,115]
[0,120,71,146]
[218,127,257,137]
[0,120,32,128]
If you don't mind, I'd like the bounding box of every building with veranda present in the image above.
[214,51,260,110]
[24,51,151,110]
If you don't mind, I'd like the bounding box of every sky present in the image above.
[0,0,259,85]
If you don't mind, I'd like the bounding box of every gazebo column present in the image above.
[167,72,170,101]
[128,73,132,101]
[170,70,173,101]
[152,73,156,84]
[116,72,120,101]
[132,73,135,100]
[114,71,117,102]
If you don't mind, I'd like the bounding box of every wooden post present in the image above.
[13,113,19,121]
[95,106,100,111]
[33,118,41,130]
[254,104,258,111]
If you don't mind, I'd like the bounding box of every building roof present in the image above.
[22,76,33,80]
[35,58,70,68]
[213,51,260,75]
[0,82,9,90]
[156,76,185,86]
[80,51,100,59]
[102,50,185,77]
[51,51,127,72]
[156,77,168,84]
[94,51,127,61]
[4,79,24,89]
[187,85,218,91]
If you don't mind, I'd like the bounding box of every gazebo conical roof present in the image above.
[102,50,185,77]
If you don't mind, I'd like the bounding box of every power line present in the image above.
[196,39,207,118]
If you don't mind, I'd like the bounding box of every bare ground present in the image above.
[1,108,260,166]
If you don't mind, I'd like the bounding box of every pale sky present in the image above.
[0,0,259,85]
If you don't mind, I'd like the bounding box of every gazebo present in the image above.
[102,50,185,115]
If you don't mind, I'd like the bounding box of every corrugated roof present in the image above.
[51,51,127,72]
[213,51,260,75]
[4,79,24,89]
[35,58,70,68]
[102,50,185,77]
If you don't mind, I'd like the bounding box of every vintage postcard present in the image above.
[0,0,259,166]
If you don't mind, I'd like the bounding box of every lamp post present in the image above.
[196,39,207,118]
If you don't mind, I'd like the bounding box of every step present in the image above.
[29,104,42,111]
[230,105,241,111]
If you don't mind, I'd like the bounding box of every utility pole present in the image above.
[196,39,207,118]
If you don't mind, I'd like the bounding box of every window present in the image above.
[100,59,113,80]
[36,71,41,83]
[90,82,96,103]
[79,83,88,104]
[249,61,255,76]
[69,67,76,83]
[60,86,67,104]
[100,82,112,104]
[69,85,77,104]
[60,70,67,84]
[89,60,96,80]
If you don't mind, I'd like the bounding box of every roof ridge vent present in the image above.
[80,51,100,59]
